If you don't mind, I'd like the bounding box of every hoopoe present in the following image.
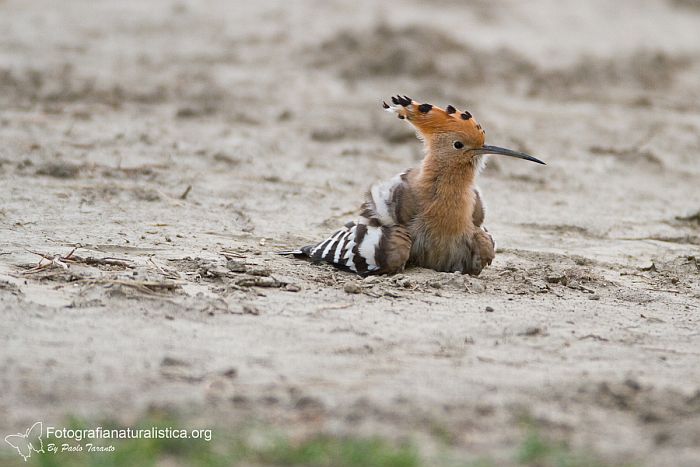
[283,95,544,276]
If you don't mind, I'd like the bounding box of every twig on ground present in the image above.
[149,258,167,275]
[81,256,133,267]
[22,247,133,274]
[317,303,353,311]
[220,249,247,259]
[646,288,682,294]
[579,334,609,342]
[179,185,192,200]
[80,278,182,294]
[23,247,79,274]
[148,258,180,280]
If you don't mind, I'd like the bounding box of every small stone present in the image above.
[242,304,260,315]
[344,282,362,294]
[236,276,279,288]
[261,395,279,405]
[588,294,600,300]
[469,281,486,293]
[546,273,567,285]
[226,259,247,273]
[206,265,230,277]
[520,326,542,336]
[624,378,641,391]
[35,161,81,178]
[161,356,188,367]
[221,368,238,379]
[443,275,464,288]
[176,107,198,118]
[284,283,301,292]
[294,396,325,410]
[248,266,271,277]
[231,395,249,406]
[485,306,494,312]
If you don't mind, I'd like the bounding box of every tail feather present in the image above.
[276,247,312,257]
[276,249,303,255]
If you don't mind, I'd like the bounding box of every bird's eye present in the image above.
[453,141,464,149]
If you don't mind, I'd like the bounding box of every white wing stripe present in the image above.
[334,230,350,263]
[358,226,382,269]
[322,230,344,259]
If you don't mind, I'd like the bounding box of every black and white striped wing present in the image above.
[302,221,385,274]
[301,170,414,275]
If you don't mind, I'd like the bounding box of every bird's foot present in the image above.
[465,228,495,276]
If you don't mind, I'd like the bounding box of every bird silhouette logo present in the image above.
[4,422,44,462]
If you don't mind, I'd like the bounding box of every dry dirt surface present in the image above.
[1,0,700,465]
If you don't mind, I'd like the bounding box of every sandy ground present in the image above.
[1,0,700,465]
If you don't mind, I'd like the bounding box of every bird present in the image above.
[281,95,545,276]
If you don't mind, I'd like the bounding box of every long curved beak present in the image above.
[469,145,546,165]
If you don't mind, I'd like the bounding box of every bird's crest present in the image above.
[383,95,485,147]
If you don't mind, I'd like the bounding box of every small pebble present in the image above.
[248,266,271,277]
[226,259,247,273]
[624,378,641,391]
[284,283,301,292]
[588,294,600,300]
[242,304,260,315]
[221,368,238,379]
[521,326,542,336]
[546,273,567,285]
[344,282,362,294]
[485,306,494,312]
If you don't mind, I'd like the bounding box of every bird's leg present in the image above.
[464,189,495,276]
[374,225,412,275]
[464,228,495,276]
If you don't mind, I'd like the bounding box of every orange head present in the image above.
[383,95,545,166]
